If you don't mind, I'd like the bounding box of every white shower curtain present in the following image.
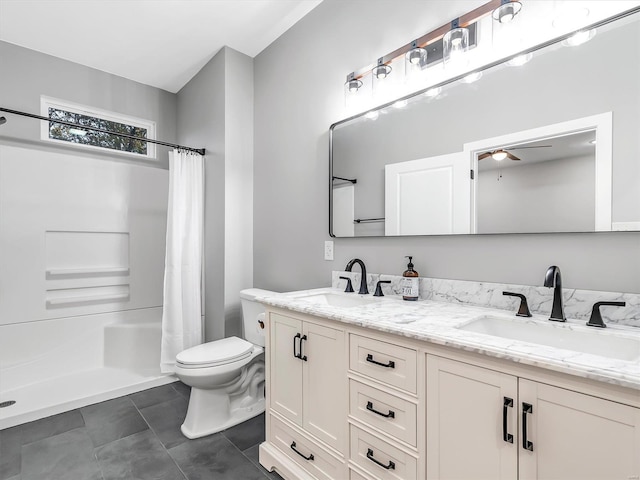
[160,149,204,373]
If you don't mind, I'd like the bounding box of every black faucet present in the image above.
[543,265,566,322]
[345,258,369,295]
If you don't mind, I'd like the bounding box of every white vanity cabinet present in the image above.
[426,355,640,480]
[261,310,348,480]
[260,304,640,480]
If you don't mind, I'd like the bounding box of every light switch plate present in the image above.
[324,240,334,261]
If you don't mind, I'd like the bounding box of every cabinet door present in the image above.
[270,313,303,426]
[519,379,640,480]
[303,321,346,450]
[426,355,518,480]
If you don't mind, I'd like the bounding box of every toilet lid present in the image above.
[176,336,254,367]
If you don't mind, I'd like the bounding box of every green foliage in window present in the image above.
[48,108,148,155]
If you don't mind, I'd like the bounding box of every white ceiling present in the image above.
[0,0,323,93]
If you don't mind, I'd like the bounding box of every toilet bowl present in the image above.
[174,288,273,439]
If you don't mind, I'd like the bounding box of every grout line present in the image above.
[128,392,188,480]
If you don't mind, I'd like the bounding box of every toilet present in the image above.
[174,288,273,439]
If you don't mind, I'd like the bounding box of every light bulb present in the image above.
[492,151,508,161]
[373,64,392,80]
[393,100,408,109]
[492,2,522,24]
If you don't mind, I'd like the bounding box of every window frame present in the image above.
[40,96,157,159]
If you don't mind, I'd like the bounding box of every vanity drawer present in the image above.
[349,334,417,394]
[349,379,417,447]
[350,424,417,480]
[270,415,345,480]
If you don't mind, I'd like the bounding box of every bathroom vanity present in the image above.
[257,286,640,480]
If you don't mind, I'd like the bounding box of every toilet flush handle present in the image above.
[257,312,266,330]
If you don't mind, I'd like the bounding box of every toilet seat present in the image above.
[176,336,254,369]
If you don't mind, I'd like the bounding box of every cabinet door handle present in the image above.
[366,448,395,470]
[522,402,534,451]
[503,397,513,444]
[366,353,395,368]
[366,401,395,418]
[300,335,308,361]
[290,441,314,461]
[293,333,301,359]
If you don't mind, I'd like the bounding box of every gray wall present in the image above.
[477,155,595,233]
[177,47,254,341]
[0,41,177,167]
[253,0,640,294]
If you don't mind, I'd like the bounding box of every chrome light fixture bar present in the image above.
[344,0,520,85]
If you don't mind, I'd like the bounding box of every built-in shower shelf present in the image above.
[46,292,130,307]
[46,267,130,277]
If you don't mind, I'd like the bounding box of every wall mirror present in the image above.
[330,8,640,237]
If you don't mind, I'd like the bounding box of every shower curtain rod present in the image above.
[0,107,206,156]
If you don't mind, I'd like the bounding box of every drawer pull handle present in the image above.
[366,401,395,419]
[366,448,395,470]
[366,354,395,368]
[522,402,534,451]
[503,397,513,444]
[290,441,314,461]
[293,333,301,359]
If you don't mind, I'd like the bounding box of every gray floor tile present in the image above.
[21,428,102,480]
[171,382,190,399]
[139,396,188,450]
[96,429,185,480]
[169,434,266,480]
[243,444,283,479]
[81,397,148,448]
[129,384,181,410]
[1,410,84,480]
[4,475,20,480]
[222,412,265,451]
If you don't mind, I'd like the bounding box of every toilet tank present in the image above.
[240,288,276,347]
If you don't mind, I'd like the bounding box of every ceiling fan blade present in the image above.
[506,152,521,161]
[507,145,553,150]
[478,152,492,160]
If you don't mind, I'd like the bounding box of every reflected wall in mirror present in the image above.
[330,9,640,237]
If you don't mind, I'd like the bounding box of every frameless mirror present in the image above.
[330,9,640,237]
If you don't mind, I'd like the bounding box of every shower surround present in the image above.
[0,144,173,428]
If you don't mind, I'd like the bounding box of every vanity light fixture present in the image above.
[492,0,522,24]
[372,58,392,80]
[345,73,363,93]
[443,18,470,68]
[343,0,523,106]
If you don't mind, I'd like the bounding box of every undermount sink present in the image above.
[296,292,378,308]
[457,315,640,362]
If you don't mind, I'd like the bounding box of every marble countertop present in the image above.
[258,288,640,391]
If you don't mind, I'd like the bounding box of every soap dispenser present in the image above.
[401,256,419,301]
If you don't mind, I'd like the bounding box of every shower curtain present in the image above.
[160,149,204,373]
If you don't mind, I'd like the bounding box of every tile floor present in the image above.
[0,382,282,480]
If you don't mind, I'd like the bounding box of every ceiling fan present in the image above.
[478,144,552,161]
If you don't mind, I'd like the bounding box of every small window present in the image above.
[41,97,156,158]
